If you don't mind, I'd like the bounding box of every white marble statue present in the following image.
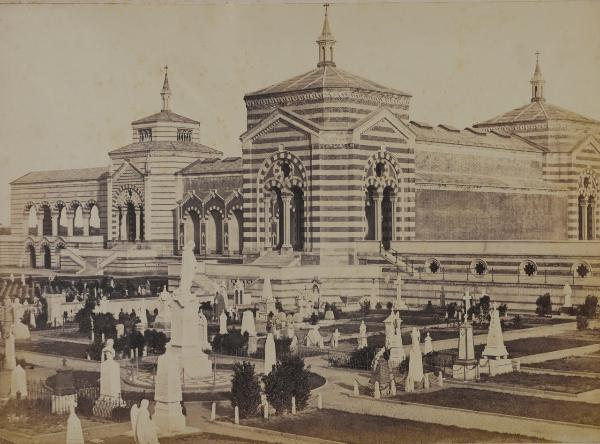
[5,331,16,370]
[10,364,27,398]
[423,332,433,354]
[198,311,211,351]
[100,340,121,399]
[482,303,509,358]
[388,326,406,369]
[264,332,277,374]
[289,335,299,355]
[66,401,85,444]
[358,320,368,348]
[219,311,227,335]
[179,239,197,295]
[241,310,256,336]
[135,399,160,444]
[408,328,424,384]
[330,328,340,348]
[563,283,572,308]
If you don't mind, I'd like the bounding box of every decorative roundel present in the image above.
[520,260,538,277]
[425,258,441,274]
[470,258,488,276]
[572,261,592,279]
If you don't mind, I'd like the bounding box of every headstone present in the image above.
[373,381,381,399]
[317,392,323,409]
[353,380,359,396]
[423,332,433,355]
[198,311,211,351]
[264,332,276,374]
[241,310,256,336]
[13,321,30,340]
[383,313,396,348]
[291,396,296,414]
[358,320,367,348]
[52,360,76,415]
[29,309,36,329]
[330,329,340,348]
[480,303,512,375]
[408,328,424,385]
[452,321,478,381]
[388,326,406,369]
[66,401,85,444]
[4,332,16,370]
[99,340,121,400]
[305,325,325,348]
[563,283,572,308]
[289,335,298,355]
[286,321,295,339]
[234,406,240,424]
[390,378,397,396]
[153,344,186,434]
[211,402,216,421]
[394,275,407,309]
[219,311,228,335]
[10,364,27,398]
[369,279,379,307]
[248,335,258,355]
[116,323,125,337]
[135,399,160,444]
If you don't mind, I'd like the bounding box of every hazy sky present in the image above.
[1,1,599,225]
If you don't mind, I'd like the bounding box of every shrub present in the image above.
[375,302,382,311]
[275,337,292,357]
[498,303,508,317]
[535,293,553,317]
[212,330,247,355]
[144,329,168,354]
[386,301,393,311]
[275,300,283,312]
[446,302,457,320]
[86,338,104,361]
[581,295,598,319]
[262,355,311,414]
[74,298,97,333]
[230,361,262,419]
[330,304,343,319]
[512,314,523,329]
[309,313,319,325]
[348,345,378,370]
[577,315,589,330]
[361,300,371,315]
[424,301,434,313]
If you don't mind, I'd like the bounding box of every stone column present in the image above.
[120,208,127,241]
[390,196,397,242]
[580,201,588,240]
[37,214,44,236]
[263,195,271,250]
[82,212,90,237]
[282,194,292,251]
[51,213,59,237]
[589,203,596,240]
[135,207,141,241]
[374,194,382,242]
[66,214,74,237]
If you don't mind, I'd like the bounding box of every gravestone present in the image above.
[394,276,407,309]
[305,325,325,348]
[52,360,76,414]
[219,311,228,335]
[330,328,340,348]
[264,332,276,374]
[383,313,396,348]
[358,320,367,348]
[241,310,257,336]
[388,327,406,370]
[153,344,186,434]
[4,332,16,370]
[480,303,512,375]
[408,328,424,385]
[563,283,572,308]
[452,320,478,381]
[97,339,122,411]
[423,332,433,354]
[136,399,161,444]
[10,364,27,398]
[66,401,85,444]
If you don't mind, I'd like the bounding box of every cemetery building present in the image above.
[1,9,600,309]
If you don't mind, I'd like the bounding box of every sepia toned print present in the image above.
[0,2,599,443]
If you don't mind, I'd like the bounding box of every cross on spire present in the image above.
[317,3,336,68]
[530,51,545,103]
[161,65,172,111]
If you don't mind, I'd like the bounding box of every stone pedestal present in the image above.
[479,357,513,376]
[154,402,186,435]
[52,394,76,415]
[154,345,186,434]
[452,322,478,381]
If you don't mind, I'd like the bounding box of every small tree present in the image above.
[577,315,589,330]
[262,355,311,414]
[581,295,598,318]
[230,361,262,419]
[535,293,553,317]
[375,302,382,311]
[386,301,393,311]
[361,300,371,316]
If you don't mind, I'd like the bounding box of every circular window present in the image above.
[520,260,538,277]
[470,259,488,276]
[572,262,592,279]
[425,258,441,274]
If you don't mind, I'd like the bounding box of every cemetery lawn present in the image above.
[243,409,545,443]
[527,355,600,374]
[19,340,89,359]
[484,372,600,394]
[106,432,265,444]
[398,387,600,426]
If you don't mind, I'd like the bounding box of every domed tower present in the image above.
[241,5,416,263]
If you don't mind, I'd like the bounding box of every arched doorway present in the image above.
[41,205,52,236]
[228,209,243,255]
[57,205,68,236]
[89,205,101,236]
[114,186,144,242]
[381,186,394,250]
[188,210,201,254]
[291,186,304,251]
[27,206,38,235]
[73,206,84,236]
[42,245,52,269]
[207,210,223,254]
[364,186,377,241]
[27,244,36,268]
[55,244,65,269]
[126,202,136,241]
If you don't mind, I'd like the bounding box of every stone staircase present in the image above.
[251,251,301,267]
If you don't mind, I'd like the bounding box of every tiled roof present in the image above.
[409,122,543,152]
[11,166,108,185]
[109,141,221,156]
[474,101,599,126]
[132,110,199,125]
[180,157,243,175]
[245,65,410,97]
[416,171,560,191]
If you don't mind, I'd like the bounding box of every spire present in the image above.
[316,4,336,68]
[161,65,172,111]
[530,52,545,102]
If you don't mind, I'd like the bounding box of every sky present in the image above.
[1,1,599,226]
